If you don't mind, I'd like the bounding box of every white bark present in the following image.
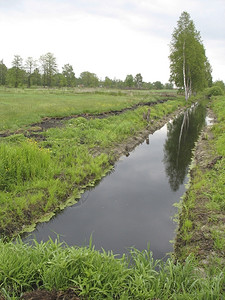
[183,41,189,101]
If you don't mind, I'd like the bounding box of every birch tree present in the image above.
[169,12,212,100]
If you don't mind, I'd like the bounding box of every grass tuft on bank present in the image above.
[0,238,224,299]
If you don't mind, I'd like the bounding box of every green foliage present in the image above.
[39,52,58,87]
[0,60,7,85]
[205,86,224,97]
[79,71,99,87]
[134,73,143,88]
[124,74,134,88]
[153,80,164,90]
[213,80,225,92]
[169,12,212,100]
[0,140,51,191]
[0,52,176,89]
[62,63,75,87]
[0,239,224,299]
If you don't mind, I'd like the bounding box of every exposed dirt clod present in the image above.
[20,289,81,300]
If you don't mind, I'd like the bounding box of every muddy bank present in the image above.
[0,98,172,138]
[174,108,225,266]
[0,289,81,300]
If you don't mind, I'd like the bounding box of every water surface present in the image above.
[26,103,207,259]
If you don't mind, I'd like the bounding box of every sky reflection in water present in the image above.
[27,105,206,259]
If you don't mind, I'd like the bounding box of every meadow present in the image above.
[0,88,224,299]
[0,88,174,132]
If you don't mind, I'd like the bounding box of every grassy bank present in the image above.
[0,238,224,299]
[0,88,185,237]
[175,95,225,266]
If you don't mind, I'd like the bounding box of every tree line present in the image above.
[1,12,224,95]
[0,53,172,90]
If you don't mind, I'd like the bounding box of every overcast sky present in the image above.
[0,0,224,83]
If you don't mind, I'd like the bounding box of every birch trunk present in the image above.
[183,41,189,101]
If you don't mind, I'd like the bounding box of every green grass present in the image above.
[0,95,185,236]
[0,87,171,132]
[175,95,225,262]
[0,90,224,299]
[0,238,224,299]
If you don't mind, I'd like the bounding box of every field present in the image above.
[0,88,175,132]
[0,88,224,299]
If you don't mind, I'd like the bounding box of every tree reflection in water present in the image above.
[163,103,206,191]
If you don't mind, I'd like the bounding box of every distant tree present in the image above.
[113,78,124,89]
[134,73,143,89]
[124,74,134,88]
[213,80,225,92]
[25,57,37,87]
[53,73,67,87]
[79,71,99,87]
[164,82,174,90]
[142,82,154,90]
[62,64,75,87]
[39,52,58,87]
[31,68,42,86]
[6,55,25,87]
[0,60,7,85]
[153,81,164,90]
[104,76,113,88]
[169,11,212,100]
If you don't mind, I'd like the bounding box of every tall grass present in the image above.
[0,140,51,191]
[0,238,224,299]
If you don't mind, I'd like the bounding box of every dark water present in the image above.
[25,103,207,259]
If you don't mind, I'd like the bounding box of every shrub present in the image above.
[205,86,224,98]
